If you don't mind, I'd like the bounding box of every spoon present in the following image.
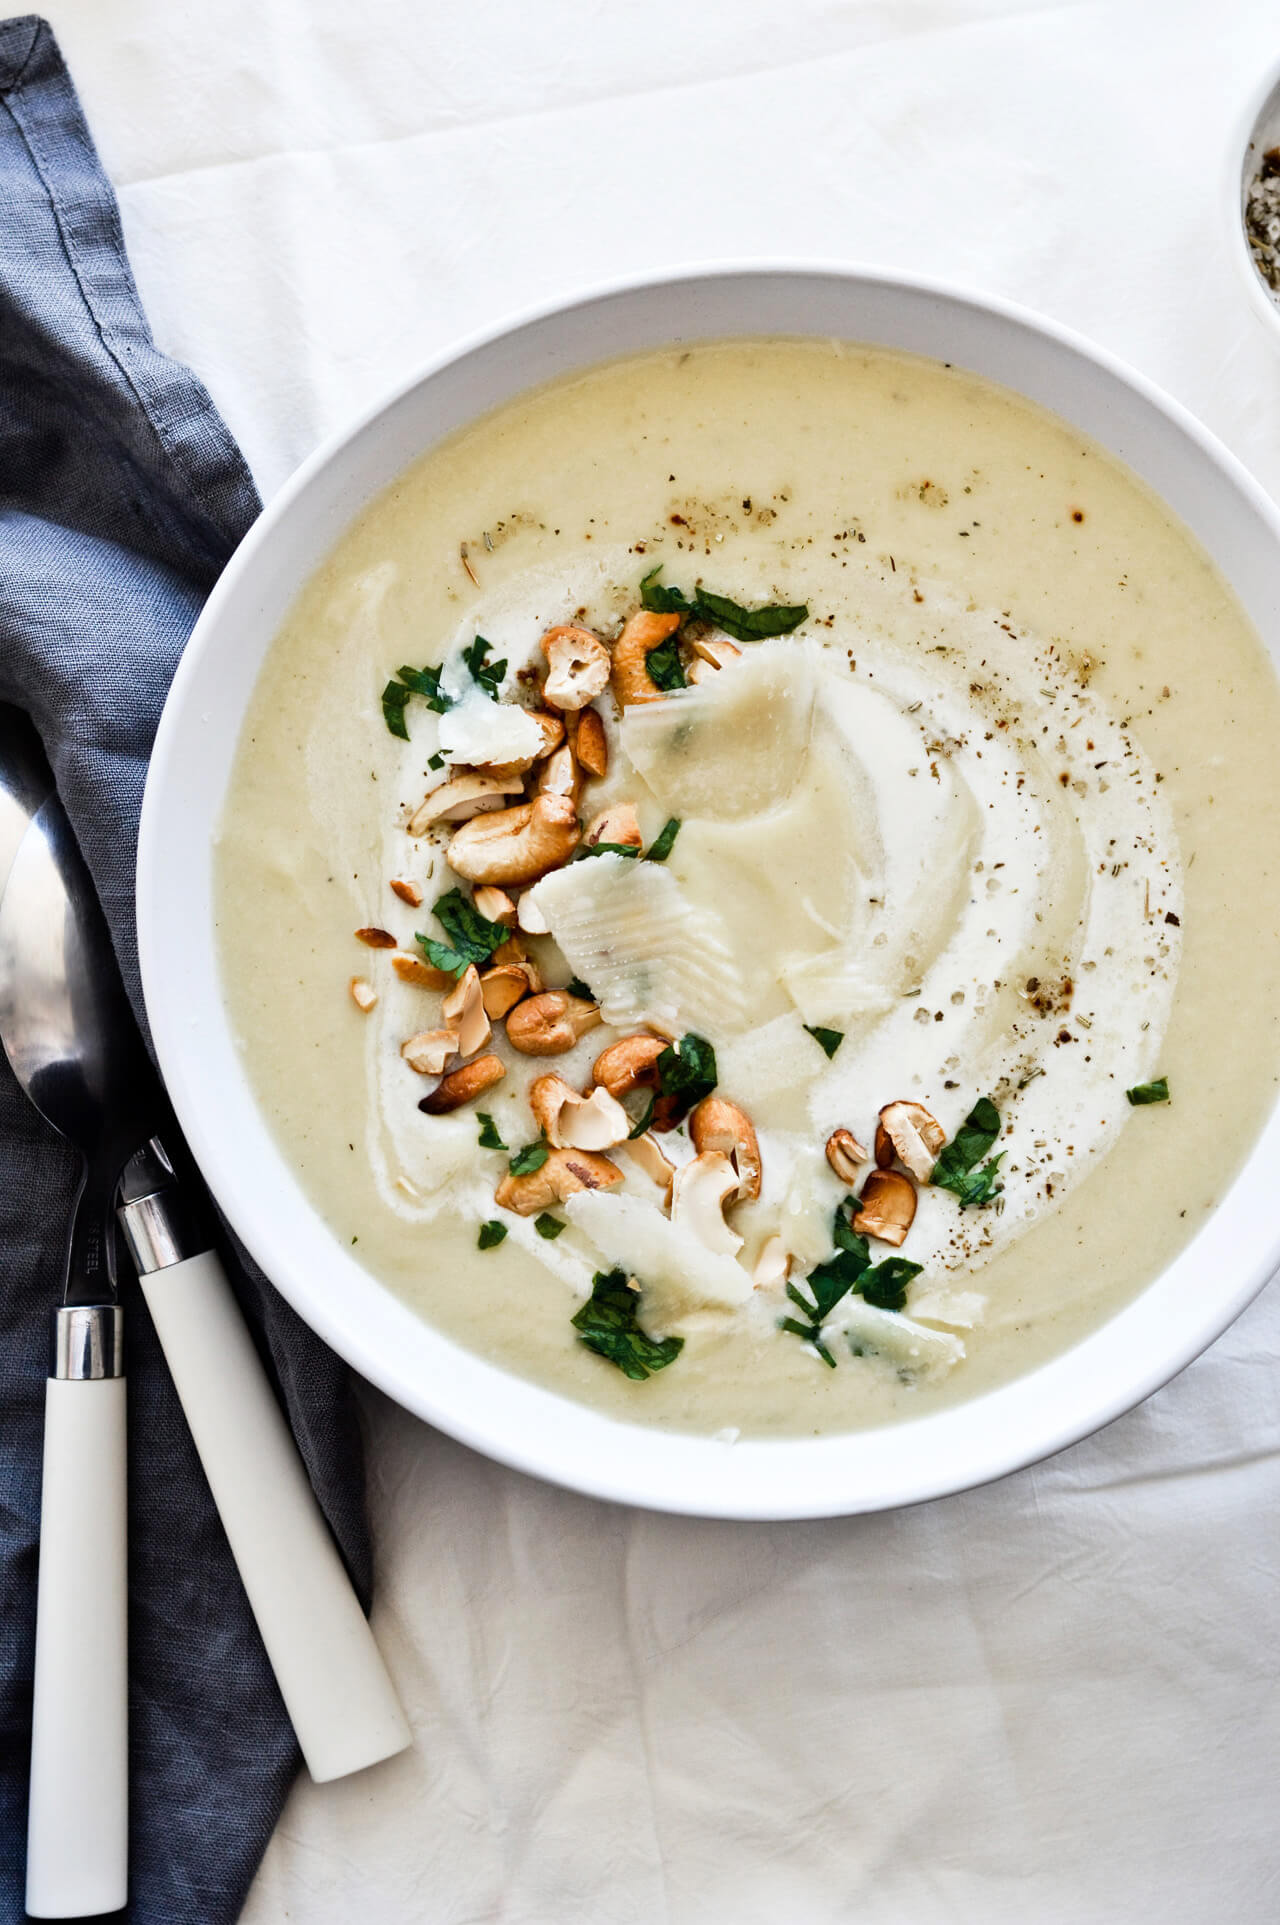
[0,792,141,1918]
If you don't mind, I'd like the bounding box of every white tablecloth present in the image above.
[41,3,1280,1917]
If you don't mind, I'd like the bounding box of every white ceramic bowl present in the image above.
[139,266,1280,1520]
[1230,55,1280,343]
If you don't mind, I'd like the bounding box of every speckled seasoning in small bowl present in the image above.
[1232,56,1280,339]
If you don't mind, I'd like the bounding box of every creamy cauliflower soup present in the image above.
[215,339,1280,1436]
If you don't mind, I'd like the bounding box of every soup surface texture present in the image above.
[216,339,1280,1436]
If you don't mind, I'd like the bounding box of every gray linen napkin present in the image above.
[0,17,371,1920]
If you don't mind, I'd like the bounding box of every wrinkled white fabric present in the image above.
[41,1,1280,1917]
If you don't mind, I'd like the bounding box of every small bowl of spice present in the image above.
[1234,57,1280,339]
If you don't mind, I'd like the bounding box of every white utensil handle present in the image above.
[139,1249,410,1781]
[26,1374,128,1919]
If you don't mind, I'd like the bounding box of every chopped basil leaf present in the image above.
[782,1203,923,1360]
[508,1139,549,1177]
[476,1113,506,1151]
[435,887,508,956]
[477,1220,507,1250]
[462,633,506,699]
[645,817,682,862]
[804,1024,844,1060]
[415,887,509,975]
[398,664,450,705]
[416,936,471,977]
[936,1157,1005,1207]
[788,1245,868,1327]
[692,587,809,643]
[939,1095,1000,1165]
[931,1097,1004,1208]
[859,1257,923,1312]
[565,977,596,1002]
[574,841,641,861]
[627,1092,656,1139]
[571,1266,683,1381]
[778,1317,837,1367]
[534,1212,565,1240]
[655,1032,717,1113]
[832,1200,869,1259]
[1126,1077,1170,1106]
[428,751,445,770]
[639,567,697,617]
[383,661,451,736]
[382,681,411,739]
[645,634,687,691]
[639,567,808,642]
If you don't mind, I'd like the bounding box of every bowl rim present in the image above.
[1227,51,1280,337]
[138,259,1280,1519]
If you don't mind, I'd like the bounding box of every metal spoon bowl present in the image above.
[0,794,154,1300]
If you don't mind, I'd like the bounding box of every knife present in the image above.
[115,1136,411,1783]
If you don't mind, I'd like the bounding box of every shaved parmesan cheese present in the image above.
[438,688,542,767]
[907,1287,987,1330]
[823,1297,965,1378]
[620,641,815,819]
[526,853,747,1036]
[565,1190,753,1330]
[777,1143,843,1267]
[780,953,898,1027]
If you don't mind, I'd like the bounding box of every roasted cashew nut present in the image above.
[529,1074,630,1150]
[611,609,681,706]
[392,950,455,992]
[541,626,612,710]
[852,1169,917,1247]
[441,964,492,1058]
[537,743,581,805]
[478,961,539,1020]
[581,802,642,852]
[349,977,378,1012]
[670,1151,743,1256]
[516,890,551,935]
[688,634,742,670]
[494,1145,624,1215]
[591,1034,667,1098]
[688,636,743,686]
[418,1053,506,1113]
[574,707,608,778]
[825,1127,869,1186]
[472,885,517,926]
[751,1235,790,1291]
[591,1033,683,1130]
[407,771,523,834]
[446,793,580,886]
[689,1096,762,1201]
[505,989,603,1056]
[624,1130,676,1195]
[878,1101,947,1182]
[401,1028,459,1075]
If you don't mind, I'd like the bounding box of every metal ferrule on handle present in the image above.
[52,1302,123,1380]
[118,1180,410,1783]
